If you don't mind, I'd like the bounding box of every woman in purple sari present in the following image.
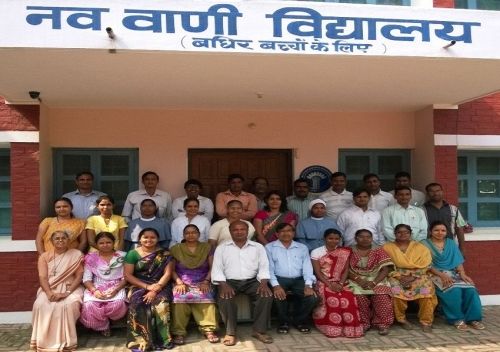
[124,228,174,351]
[170,224,219,345]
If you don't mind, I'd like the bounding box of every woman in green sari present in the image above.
[124,228,174,351]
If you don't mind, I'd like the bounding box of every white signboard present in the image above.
[0,0,499,58]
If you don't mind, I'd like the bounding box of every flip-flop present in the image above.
[252,332,273,344]
[204,331,220,343]
[172,335,185,345]
[222,334,236,346]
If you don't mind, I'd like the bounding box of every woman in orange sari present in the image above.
[31,230,84,351]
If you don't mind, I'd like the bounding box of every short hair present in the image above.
[229,220,249,231]
[331,172,347,180]
[140,198,157,207]
[227,199,243,208]
[395,171,411,179]
[184,179,202,189]
[95,195,115,205]
[50,230,69,241]
[293,178,310,187]
[394,186,412,195]
[138,227,159,241]
[228,173,244,183]
[183,197,200,208]
[352,188,370,197]
[95,231,116,243]
[252,177,269,186]
[394,223,412,234]
[276,222,295,233]
[263,190,288,212]
[354,229,373,238]
[425,182,443,192]
[76,171,94,180]
[363,173,380,182]
[142,171,159,181]
[324,228,342,239]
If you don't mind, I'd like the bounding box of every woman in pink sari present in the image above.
[31,230,84,352]
[311,228,363,338]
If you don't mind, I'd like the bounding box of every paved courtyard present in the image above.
[2,306,500,352]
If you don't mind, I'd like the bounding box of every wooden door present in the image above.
[188,149,293,201]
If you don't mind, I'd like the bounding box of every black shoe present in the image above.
[277,323,289,334]
[296,324,311,334]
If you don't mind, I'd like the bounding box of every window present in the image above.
[53,149,139,214]
[0,150,11,234]
[455,0,500,10]
[458,151,500,227]
[339,149,411,191]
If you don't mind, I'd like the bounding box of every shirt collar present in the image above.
[273,240,299,249]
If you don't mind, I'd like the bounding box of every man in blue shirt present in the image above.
[266,223,318,334]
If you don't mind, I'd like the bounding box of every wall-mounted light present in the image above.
[106,27,115,39]
[443,40,456,49]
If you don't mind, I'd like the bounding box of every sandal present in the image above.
[222,334,236,346]
[470,321,486,330]
[455,321,468,331]
[378,327,389,335]
[252,332,273,344]
[172,335,185,345]
[295,325,311,334]
[277,324,289,334]
[204,331,220,343]
[421,324,433,333]
[100,328,111,337]
[398,320,413,330]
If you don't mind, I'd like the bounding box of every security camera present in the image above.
[29,91,40,99]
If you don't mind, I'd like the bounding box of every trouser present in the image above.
[437,287,482,324]
[273,277,318,326]
[355,294,394,330]
[80,300,127,331]
[393,295,438,325]
[170,303,218,336]
[217,279,273,335]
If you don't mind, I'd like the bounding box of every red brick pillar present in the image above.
[434,0,455,7]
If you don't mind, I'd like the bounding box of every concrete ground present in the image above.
[2,306,500,352]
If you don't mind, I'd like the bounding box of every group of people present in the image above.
[30,170,484,351]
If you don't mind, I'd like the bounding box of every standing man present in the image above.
[122,171,172,222]
[364,173,393,213]
[208,200,255,246]
[63,171,105,219]
[337,189,384,247]
[382,186,428,242]
[296,199,339,252]
[171,179,214,221]
[320,172,353,220]
[211,221,274,346]
[389,172,426,207]
[252,177,269,210]
[423,182,467,254]
[266,223,318,334]
[287,178,316,221]
[215,174,258,221]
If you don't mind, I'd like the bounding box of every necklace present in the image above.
[432,240,445,250]
[51,251,66,277]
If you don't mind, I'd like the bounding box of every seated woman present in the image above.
[170,224,219,345]
[348,229,394,335]
[80,232,128,336]
[86,195,127,251]
[124,228,175,351]
[383,224,437,332]
[31,230,84,351]
[311,229,363,338]
[254,190,297,245]
[170,198,210,247]
[124,199,171,251]
[35,197,86,254]
[423,221,484,331]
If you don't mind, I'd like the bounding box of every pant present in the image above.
[356,294,394,330]
[217,279,273,335]
[393,295,438,325]
[274,277,318,326]
[171,303,218,336]
[80,299,127,331]
[437,287,482,324]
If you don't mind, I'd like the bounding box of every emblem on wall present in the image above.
[299,165,332,193]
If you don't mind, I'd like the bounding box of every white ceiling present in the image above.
[1,48,499,111]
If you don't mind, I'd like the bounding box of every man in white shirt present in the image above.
[389,172,426,207]
[212,221,274,346]
[382,186,428,242]
[122,171,172,222]
[171,179,214,221]
[364,173,393,213]
[62,171,105,219]
[319,172,353,220]
[337,189,384,247]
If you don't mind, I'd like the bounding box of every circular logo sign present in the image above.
[299,165,332,193]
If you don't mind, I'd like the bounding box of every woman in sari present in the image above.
[383,224,437,333]
[311,228,363,338]
[80,232,127,336]
[254,190,297,245]
[35,197,87,254]
[170,224,219,345]
[86,195,127,251]
[170,198,210,247]
[124,227,175,351]
[423,221,484,331]
[348,229,394,335]
[31,230,84,351]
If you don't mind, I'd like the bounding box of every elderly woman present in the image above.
[80,232,127,336]
[86,195,127,251]
[124,228,175,351]
[311,229,363,338]
[35,197,87,254]
[170,224,219,345]
[254,190,298,245]
[31,230,84,351]
[423,221,484,331]
[383,224,437,332]
[348,229,394,335]
[170,198,211,248]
